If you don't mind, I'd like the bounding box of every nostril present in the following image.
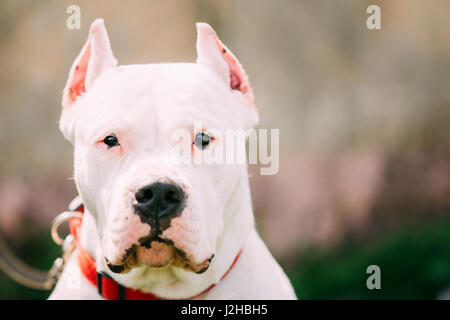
[135,187,153,204]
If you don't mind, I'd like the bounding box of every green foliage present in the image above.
[0,229,59,300]
[286,218,450,299]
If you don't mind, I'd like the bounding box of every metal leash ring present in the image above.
[51,211,83,246]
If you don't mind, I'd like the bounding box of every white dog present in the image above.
[49,19,296,300]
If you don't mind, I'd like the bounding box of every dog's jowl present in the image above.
[50,19,296,299]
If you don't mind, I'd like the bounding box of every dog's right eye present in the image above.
[193,132,214,150]
[103,135,120,148]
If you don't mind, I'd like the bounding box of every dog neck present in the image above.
[78,169,255,299]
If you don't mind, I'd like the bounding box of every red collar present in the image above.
[69,206,242,300]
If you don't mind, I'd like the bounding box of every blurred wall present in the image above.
[0,0,449,260]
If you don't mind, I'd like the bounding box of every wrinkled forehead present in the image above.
[81,63,233,130]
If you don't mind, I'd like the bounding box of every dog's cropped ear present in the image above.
[62,19,117,109]
[196,23,258,126]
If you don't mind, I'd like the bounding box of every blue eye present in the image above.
[103,135,119,148]
[193,132,213,149]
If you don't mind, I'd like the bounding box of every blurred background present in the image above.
[1,0,449,299]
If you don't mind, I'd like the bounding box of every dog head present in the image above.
[59,19,258,276]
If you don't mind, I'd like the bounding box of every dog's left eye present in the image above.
[193,132,214,150]
[103,135,120,148]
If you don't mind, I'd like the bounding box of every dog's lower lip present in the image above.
[105,245,139,273]
[193,253,215,274]
[105,258,126,273]
[195,265,210,274]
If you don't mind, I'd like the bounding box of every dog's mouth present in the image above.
[104,235,214,275]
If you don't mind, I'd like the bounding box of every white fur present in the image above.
[50,19,296,300]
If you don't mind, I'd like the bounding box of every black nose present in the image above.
[133,182,186,228]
